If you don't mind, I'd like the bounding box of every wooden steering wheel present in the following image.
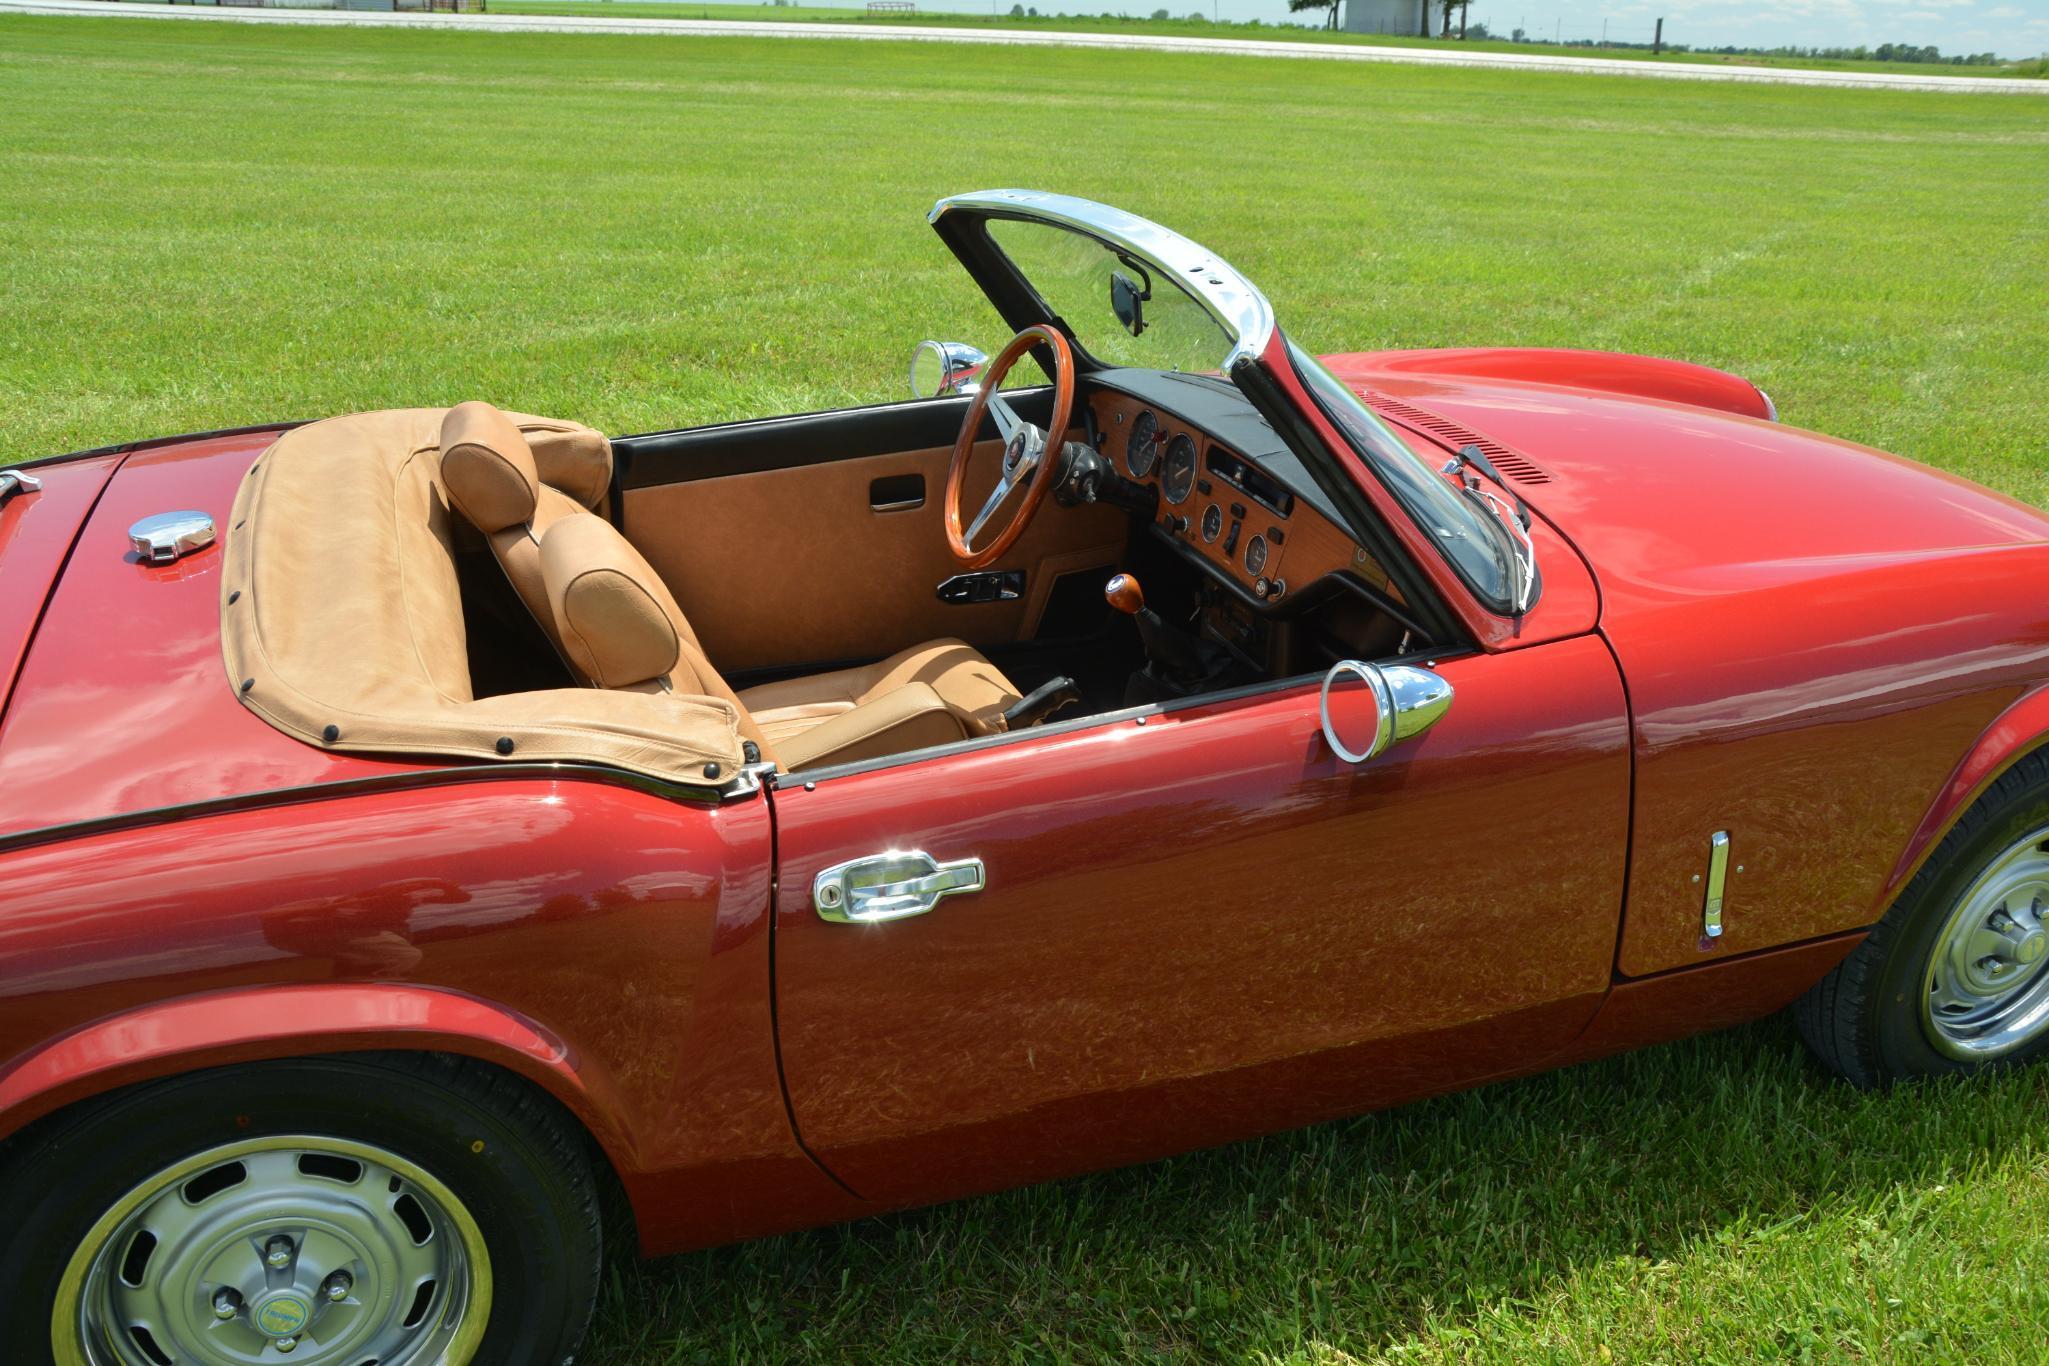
[944,325,1076,568]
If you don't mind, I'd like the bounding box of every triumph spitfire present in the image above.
[3,190,2048,1364]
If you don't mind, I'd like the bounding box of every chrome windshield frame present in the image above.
[929,190,1277,373]
[927,189,1472,645]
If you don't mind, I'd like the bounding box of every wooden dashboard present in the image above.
[1087,390,1390,605]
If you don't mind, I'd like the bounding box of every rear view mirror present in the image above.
[1110,268,1150,337]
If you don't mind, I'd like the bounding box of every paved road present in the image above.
[6,0,2045,94]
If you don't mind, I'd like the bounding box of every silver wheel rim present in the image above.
[1923,822,2049,1061]
[53,1135,491,1366]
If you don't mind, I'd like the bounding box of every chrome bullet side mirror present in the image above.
[1319,660,1453,764]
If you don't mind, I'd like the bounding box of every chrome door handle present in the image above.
[813,850,985,924]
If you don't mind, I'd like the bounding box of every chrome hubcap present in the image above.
[55,1136,491,1365]
[1924,825,2049,1061]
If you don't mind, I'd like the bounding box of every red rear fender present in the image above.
[0,982,637,1166]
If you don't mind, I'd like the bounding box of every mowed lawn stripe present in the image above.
[3,15,2049,1361]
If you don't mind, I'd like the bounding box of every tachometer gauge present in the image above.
[1244,534,1269,576]
[1162,435,1197,504]
[1127,410,1162,479]
[1201,504,1222,542]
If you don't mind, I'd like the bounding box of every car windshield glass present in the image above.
[1287,341,1522,611]
[985,218,1235,375]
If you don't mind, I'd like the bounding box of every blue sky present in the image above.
[924,0,2049,57]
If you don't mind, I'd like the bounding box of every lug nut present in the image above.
[274,1338,297,1354]
[264,1236,295,1269]
[212,1290,240,1320]
[323,1271,353,1302]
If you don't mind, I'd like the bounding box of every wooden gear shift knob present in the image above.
[1105,573,1145,616]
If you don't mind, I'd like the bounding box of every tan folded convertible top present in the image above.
[220,408,747,785]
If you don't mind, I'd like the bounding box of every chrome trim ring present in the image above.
[1922,824,2049,1061]
[1320,659,1393,765]
[54,1135,491,1366]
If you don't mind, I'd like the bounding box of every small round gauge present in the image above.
[1201,504,1223,542]
[1161,434,1198,504]
[1244,534,1269,577]
[1127,409,1162,479]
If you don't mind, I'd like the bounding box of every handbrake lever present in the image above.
[1002,676,1082,730]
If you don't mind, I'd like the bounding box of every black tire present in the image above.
[1796,748,2049,1088]
[0,1051,602,1365]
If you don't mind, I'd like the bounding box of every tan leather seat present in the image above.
[538,515,1021,771]
[737,639,1016,758]
[438,402,1025,772]
[439,401,611,637]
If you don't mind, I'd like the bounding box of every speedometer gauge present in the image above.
[1127,410,1162,479]
[1161,435,1197,504]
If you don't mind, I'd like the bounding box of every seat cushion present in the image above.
[738,638,1021,766]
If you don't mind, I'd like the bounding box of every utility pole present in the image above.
[1653,16,1663,52]
[1600,17,1607,44]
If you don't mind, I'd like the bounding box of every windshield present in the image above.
[985,218,1236,375]
[1287,341,1527,613]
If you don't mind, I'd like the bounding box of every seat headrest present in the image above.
[440,401,539,533]
[540,513,684,690]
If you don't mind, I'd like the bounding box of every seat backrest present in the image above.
[438,401,610,646]
[538,509,774,759]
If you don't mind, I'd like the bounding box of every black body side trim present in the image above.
[774,648,1475,788]
[0,762,723,858]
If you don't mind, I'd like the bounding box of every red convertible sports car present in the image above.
[3,189,2048,1364]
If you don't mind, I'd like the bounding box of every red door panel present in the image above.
[769,636,1630,1208]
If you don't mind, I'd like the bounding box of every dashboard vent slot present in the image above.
[1358,390,1552,486]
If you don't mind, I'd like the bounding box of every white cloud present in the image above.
[1983,4,2025,16]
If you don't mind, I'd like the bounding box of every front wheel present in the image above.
[1797,749,2049,1087]
[0,1053,603,1365]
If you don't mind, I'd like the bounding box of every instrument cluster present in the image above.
[1091,393,1330,606]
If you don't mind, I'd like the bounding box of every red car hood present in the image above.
[0,431,436,844]
[1321,359,2049,623]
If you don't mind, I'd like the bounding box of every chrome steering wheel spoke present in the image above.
[963,424,1045,549]
[984,388,1027,445]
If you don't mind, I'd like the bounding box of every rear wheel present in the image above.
[0,1053,602,1366]
[1797,749,2049,1086]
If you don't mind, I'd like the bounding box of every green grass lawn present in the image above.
[3,15,2049,1357]
[489,0,2049,80]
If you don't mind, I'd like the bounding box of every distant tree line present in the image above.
[989,4,2015,64]
[1689,42,2004,65]
[1494,30,2004,64]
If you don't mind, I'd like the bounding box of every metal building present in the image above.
[1342,0,1439,36]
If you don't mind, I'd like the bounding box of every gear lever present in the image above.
[1105,573,1205,678]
